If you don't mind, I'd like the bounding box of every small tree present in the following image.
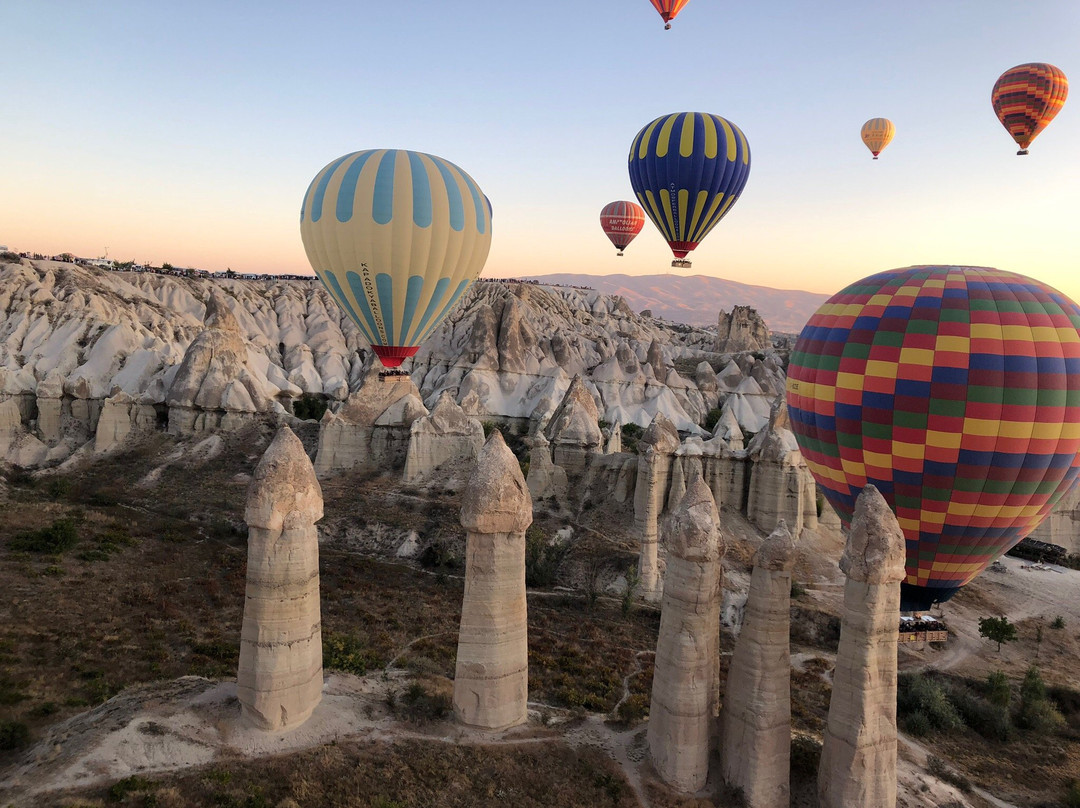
[978,616,1017,652]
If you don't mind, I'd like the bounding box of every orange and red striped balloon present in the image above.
[649,0,691,29]
[599,201,645,256]
[991,63,1068,155]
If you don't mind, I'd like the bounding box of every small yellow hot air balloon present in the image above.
[300,149,492,368]
[860,118,895,160]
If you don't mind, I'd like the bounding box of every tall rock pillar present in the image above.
[633,412,681,597]
[237,426,324,732]
[648,478,723,793]
[454,431,533,730]
[720,521,796,808]
[817,485,906,808]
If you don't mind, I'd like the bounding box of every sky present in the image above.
[2,1,1079,299]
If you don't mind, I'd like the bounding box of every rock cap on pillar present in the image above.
[640,411,681,455]
[755,519,797,571]
[663,476,723,562]
[461,431,532,534]
[841,485,906,584]
[246,427,323,530]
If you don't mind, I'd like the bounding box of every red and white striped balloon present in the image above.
[599,201,646,256]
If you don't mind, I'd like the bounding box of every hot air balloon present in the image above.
[599,201,646,256]
[300,149,492,369]
[628,112,751,269]
[860,117,895,160]
[649,0,690,29]
[786,266,1080,612]
[992,63,1068,155]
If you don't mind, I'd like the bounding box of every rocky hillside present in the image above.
[0,258,785,466]
[523,272,829,332]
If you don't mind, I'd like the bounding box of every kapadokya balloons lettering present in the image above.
[649,0,690,29]
[599,201,646,256]
[786,266,1080,611]
[992,63,1068,155]
[860,117,895,160]
[628,112,751,269]
[300,149,492,368]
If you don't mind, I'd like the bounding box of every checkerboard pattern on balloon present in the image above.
[786,266,1080,594]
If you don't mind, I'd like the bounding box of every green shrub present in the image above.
[897,673,963,733]
[621,422,645,454]
[322,633,381,675]
[0,719,30,750]
[903,710,932,737]
[615,693,649,725]
[292,393,328,421]
[790,734,822,777]
[107,774,155,801]
[9,518,79,554]
[704,408,723,432]
[621,563,641,617]
[986,670,1011,709]
[790,580,806,599]
[46,477,72,500]
[525,527,569,588]
[1051,615,1066,629]
[398,681,451,723]
[945,681,1010,742]
[1018,666,1066,732]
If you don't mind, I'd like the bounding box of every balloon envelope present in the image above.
[649,0,691,27]
[627,112,751,264]
[300,149,492,368]
[992,63,1068,154]
[600,200,646,255]
[786,266,1080,611]
[860,117,895,159]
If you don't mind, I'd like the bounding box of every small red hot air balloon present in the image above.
[649,0,691,29]
[991,63,1068,155]
[599,201,646,256]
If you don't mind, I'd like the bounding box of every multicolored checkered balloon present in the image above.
[786,266,1080,611]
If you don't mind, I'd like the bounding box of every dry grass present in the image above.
[31,738,641,807]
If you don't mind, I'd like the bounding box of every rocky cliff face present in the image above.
[716,306,771,353]
[0,258,769,466]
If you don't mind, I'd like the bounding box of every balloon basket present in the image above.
[671,258,692,269]
[1017,149,1029,156]
[616,251,624,257]
[664,22,671,29]
[379,369,411,384]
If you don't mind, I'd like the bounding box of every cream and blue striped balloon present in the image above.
[300,149,493,367]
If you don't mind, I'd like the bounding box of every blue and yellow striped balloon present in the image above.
[628,112,751,267]
[300,149,493,367]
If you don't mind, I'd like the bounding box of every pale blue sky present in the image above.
[2,1,1078,298]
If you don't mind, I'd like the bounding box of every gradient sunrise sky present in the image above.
[2,1,1078,300]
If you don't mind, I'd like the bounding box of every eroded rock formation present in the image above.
[633,412,681,597]
[818,485,907,808]
[543,374,603,475]
[166,292,272,435]
[716,306,770,353]
[402,391,484,483]
[314,364,428,476]
[720,520,796,807]
[648,477,723,793]
[237,426,324,732]
[524,433,568,504]
[747,398,817,536]
[454,431,533,730]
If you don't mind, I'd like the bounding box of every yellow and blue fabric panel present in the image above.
[786,266,1080,611]
[992,63,1068,151]
[627,112,751,258]
[299,149,492,353]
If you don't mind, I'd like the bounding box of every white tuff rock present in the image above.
[818,485,907,808]
[454,431,533,730]
[237,426,324,732]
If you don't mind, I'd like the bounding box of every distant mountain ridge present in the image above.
[520,273,829,333]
